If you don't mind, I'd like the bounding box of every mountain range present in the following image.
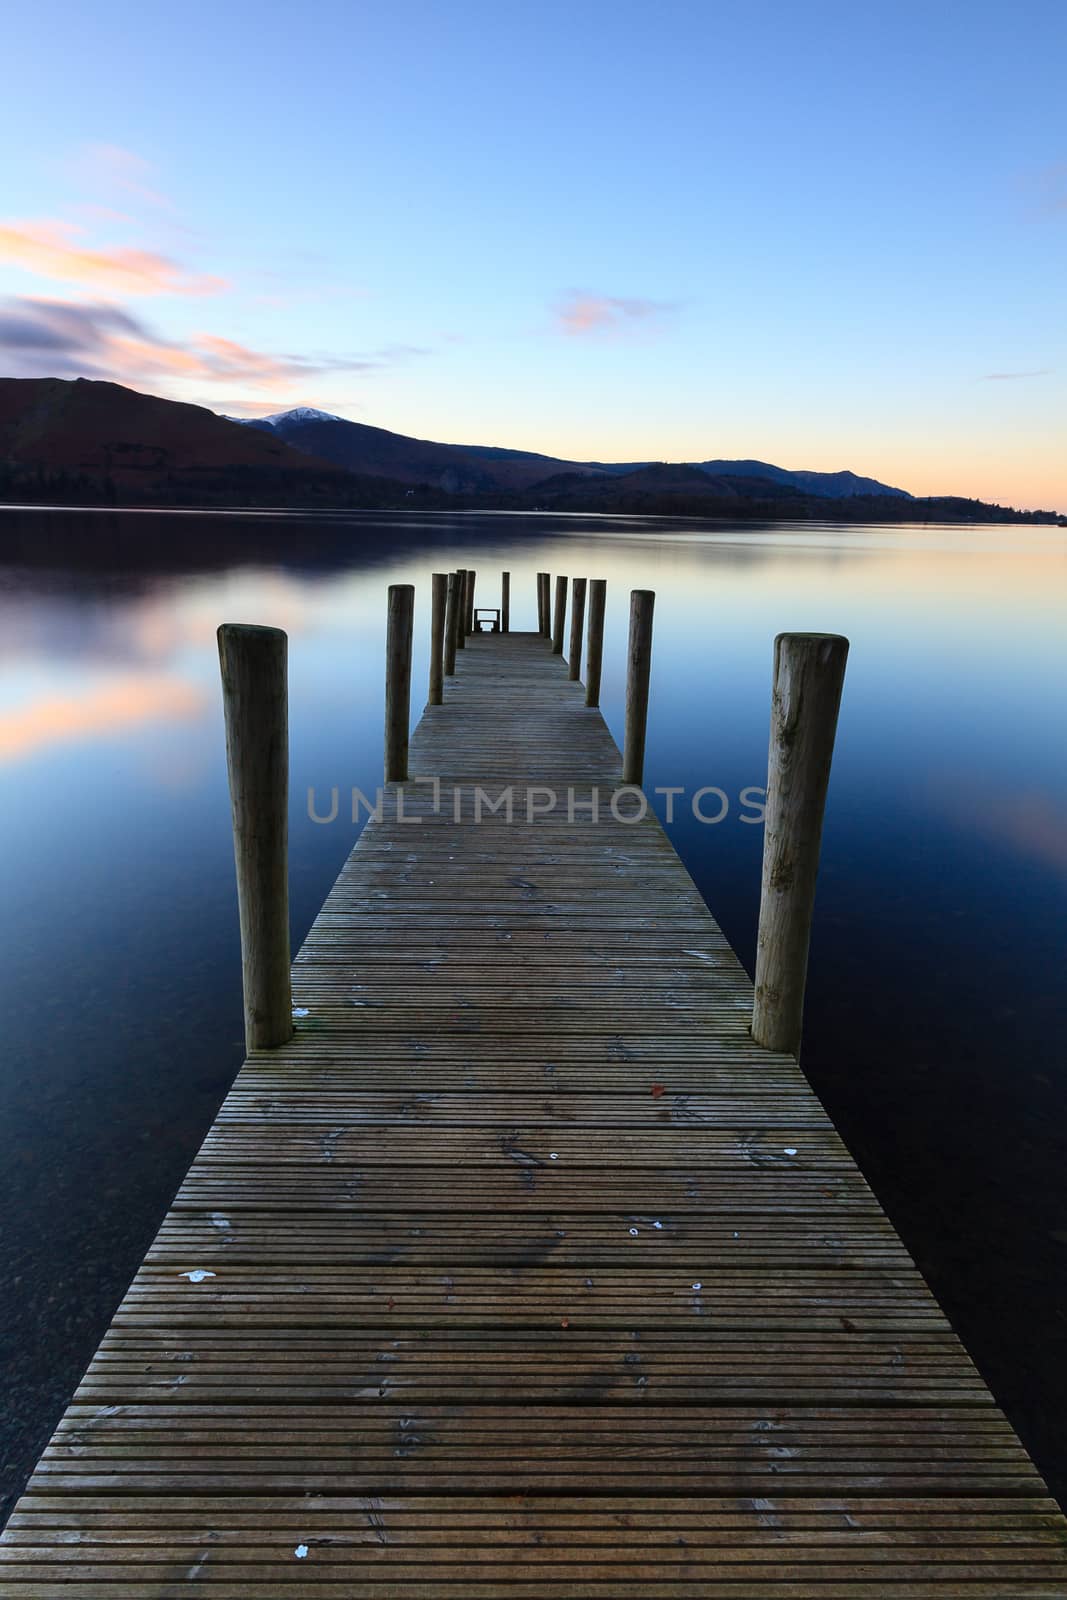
[238,405,913,501]
[0,378,1059,523]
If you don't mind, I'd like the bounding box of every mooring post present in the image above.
[429,572,447,705]
[622,589,655,786]
[501,571,510,633]
[455,568,467,650]
[385,583,415,781]
[443,572,459,676]
[752,633,849,1057]
[536,571,548,634]
[216,623,292,1052]
[568,577,587,682]
[466,569,477,635]
[585,578,606,707]
[552,575,568,655]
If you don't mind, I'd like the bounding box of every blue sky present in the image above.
[1,0,1064,508]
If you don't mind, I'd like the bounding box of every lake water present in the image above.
[1,506,1065,1520]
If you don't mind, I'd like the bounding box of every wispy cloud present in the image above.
[0,296,405,403]
[555,289,677,337]
[68,143,173,210]
[980,368,1052,381]
[0,219,225,296]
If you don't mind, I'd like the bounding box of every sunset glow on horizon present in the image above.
[0,1,1063,511]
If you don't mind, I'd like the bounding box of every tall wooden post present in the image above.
[466,569,476,635]
[752,633,849,1058]
[443,572,459,676]
[217,623,292,1052]
[622,590,654,786]
[455,568,467,651]
[501,571,510,633]
[568,577,587,682]
[585,578,606,708]
[542,573,552,638]
[385,583,414,782]
[536,572,548,634]
[552,575,568,655]
[429,572,447,705]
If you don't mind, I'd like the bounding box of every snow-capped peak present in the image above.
[260,406,344,425]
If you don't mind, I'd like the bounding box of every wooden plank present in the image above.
[2,627,1064,1595]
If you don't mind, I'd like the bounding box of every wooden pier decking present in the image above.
[3,627,1067,1595]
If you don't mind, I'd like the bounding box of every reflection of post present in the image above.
[443,573,459,676]
[585,579,607,708]
[501,571,510,633]
[385,583,415,782]
[568,577,587,682]
[552,575,568,655]
[622,590,654,786]
[217,623,292,1052]
[752,633,849,1058]
[455,569,467,651]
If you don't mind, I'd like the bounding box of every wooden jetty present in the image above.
[3,575,1067,1596]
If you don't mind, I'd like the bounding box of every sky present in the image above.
[0,0,1064,510]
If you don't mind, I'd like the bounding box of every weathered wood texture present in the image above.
[384,583,414,782]
[568,576,587,682]
[622,588,655,786]
[753,633,849,1056]
[443,572,459,677]
[585,576,606,707]
[216,623,291,1052]
[551,574,567,654]
[428,573,447,706]
[3,630,1065,1595]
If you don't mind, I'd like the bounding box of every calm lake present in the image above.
[1,506,1065,1519]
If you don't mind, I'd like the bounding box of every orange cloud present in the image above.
[0,219,225,296]
[0,675,206,764]
[556,290,677,337]
[1,297,378,399]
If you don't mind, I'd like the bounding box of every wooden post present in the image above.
[542,573,552,638]
[752,633,849,1058]
[585,578,606,708]
[429,572,447,705]
[568,577,587,682]
[455,568,467,650]
[622,589,655,786]
[536,572,547,634]
[443,572,459,676]
[216,623,292,1053]
[551,575,568,655]
[466,569,476,635]
[385,583,414,781]
[501,571,510,633]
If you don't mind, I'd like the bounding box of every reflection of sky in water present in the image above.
[0,508,1066,1518]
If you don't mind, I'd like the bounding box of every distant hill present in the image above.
[0,378,383,506]
[244,408,912,500]
[241,407,606,493]
[694,459,911,500]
